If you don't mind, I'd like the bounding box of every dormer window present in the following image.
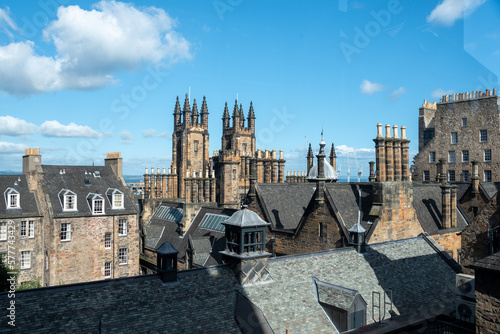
[106,188,124,209]
[4,188,20,209]
[87,193,105,215]
[58,189,77,211]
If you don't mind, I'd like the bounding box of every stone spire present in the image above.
[315,133,326,202]
[222,102,230,128]
[239,103,245,128]
[307,143,314,174]
[232,99,240,129]
[329,143,337,170]
[173,96,181,125]
[247,101,255,130]
[182,93,191,126]
[200,95,209,128]
[192,98,199,125]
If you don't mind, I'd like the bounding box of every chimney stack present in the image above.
[22,148,42,174]
[471,161,479,195]
[374,124,386,182]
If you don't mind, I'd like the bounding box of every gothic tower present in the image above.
[170,94,210,199]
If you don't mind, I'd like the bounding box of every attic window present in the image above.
[4,188,20,209]
[87,193,105,215]
[106,188,124,209]
[58,189,77,211]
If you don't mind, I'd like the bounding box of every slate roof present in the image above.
[145,205,236,266]
[241,235,458,334]
[41,165,137,218]
[412,182,468,234]
[223,208,270,227]
[0,268,241,334]
[480,182,500,200]
[469,251,500,272]
[315,279,363,311]
[325,183,375,232]
[0,175,40,218]
[256,183,316,231]
[0,234,458,334]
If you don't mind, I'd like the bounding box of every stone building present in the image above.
[0,149,139,286]
[247,124,468,260]
[469,252,500,334]
[143,95,285,210]
[413,88,500,183]
[1,230,461,333]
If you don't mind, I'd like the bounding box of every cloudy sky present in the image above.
[0,0,499,179]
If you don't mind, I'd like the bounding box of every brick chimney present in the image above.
[471,160,479,195]
[22,148,42,174]
[105,152,123,180]
[373,124,386,182]
[385,124,394,181]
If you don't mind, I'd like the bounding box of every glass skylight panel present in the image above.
[199,213,229,232]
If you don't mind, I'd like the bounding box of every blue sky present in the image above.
[0,0,499,179]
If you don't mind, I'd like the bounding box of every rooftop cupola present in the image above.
[173,96,181,125]
[182,93,191,126]
[200,95,209,128]
[222,102,230,128]
[192,98,199,125]
[349,223,366,253]
[220,207,272,285]
[156,241,179,284]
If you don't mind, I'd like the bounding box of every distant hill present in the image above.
[0,170,21,175]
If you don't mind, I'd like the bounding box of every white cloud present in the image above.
[0,116,38,136]
[0,7,20,39]
[389,87,406,100]
[335,145,375,159]
[142,128,157,138]
[0,1,191,96]
[360,80,384,95]
[431,88,454,99]
[157,131,169,138]
[40,120,101,138]
[0,141,28,153]
[119,130,134,141]
[427,0,486,26]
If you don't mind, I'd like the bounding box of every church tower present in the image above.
[170,94,211,199]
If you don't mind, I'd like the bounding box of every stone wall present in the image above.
[272,200,344,255]
[48,214,139,285]
[431,229,462,261]
[460,193,500,275]
[368,182,424,244]
[475,268,500,333]
[414,93,500,182]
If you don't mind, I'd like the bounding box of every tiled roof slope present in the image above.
[145,206,236,265]
[480,182,500,200]
[325,183,374,231]
[412,182,467,234]
[0,268,241,334]
[256,183,315,231]
[1,235,458,333]
[0,175,40,218]
[41,165,137,217]
[240,236,457,334]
